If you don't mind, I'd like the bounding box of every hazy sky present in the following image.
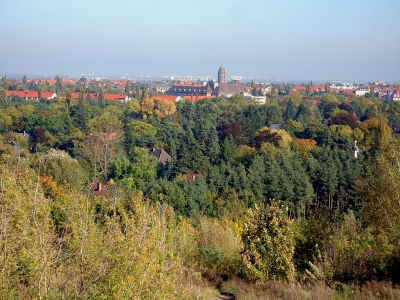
[1,0,399,82]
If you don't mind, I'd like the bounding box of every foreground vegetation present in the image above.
[1,78,400,298]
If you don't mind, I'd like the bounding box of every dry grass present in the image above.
[190,277,400,300]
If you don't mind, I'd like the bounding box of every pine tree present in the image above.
[247,155,266,203]
[219,136,236,164]
[0,87,6,104]
[125,80,131,95]
[325,82,331,93]
[55,75,63,95]
[306,82,312,96]
[65,90,71,110]
[205,125,220,164]
[98,89,105,108]
[283,99,297,121]
[141,86,149,100]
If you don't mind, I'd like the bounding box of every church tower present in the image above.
[218,64,226,84]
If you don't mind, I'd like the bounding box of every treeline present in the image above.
[1,88,400,298]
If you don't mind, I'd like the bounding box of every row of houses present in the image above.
[292,84,400,100]
[5,91,131,102]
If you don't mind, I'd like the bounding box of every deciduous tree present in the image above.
[241,201,295,282]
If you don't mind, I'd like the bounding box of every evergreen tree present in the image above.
[65,90,71,110]
[283,100,297,121]
[205,125,220,164]
[306,82,312,96]
[98,89,105,108]
[264,155,284,200]
[242,105,264,139]
[141,86,149,100]
[247,155,266,203]
[219,136,236,164]
[135,85,141,100]
[125,80,131,95]
[0,87,6,104]
[314,147,339,211]
[55,75,63,95]
[176,129,210,174]
[325,82,331,93]
[295,102,313,125]
[71,89,89,131]
[236,163,250,191]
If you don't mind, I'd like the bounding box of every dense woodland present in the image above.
[1,77,400,299]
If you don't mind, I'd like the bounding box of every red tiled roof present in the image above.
[45,79,57,85]
[151,95,179,101]
[292,86,307,92]
[6,90,56,99]
[42,92,57,98]
[69,93,129,101]
[7,90,37,98]
[104,94,128,100]
[89,182,110,197]
[70,92,98,99]
[183,95,215,101]
[311,85,326,92]
[62,79,77,85]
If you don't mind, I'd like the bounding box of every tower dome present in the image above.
[218,64,226,84]
[352,141,361,158]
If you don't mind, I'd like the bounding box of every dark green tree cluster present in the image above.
[1,83,400,294]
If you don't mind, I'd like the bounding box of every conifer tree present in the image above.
[125,80,131,95]
[0,87,6,104]
[219,136,236,164]
[325,82,331,93]
[247,155,266,203]
[98,89,105,108]
[205,125,220,164]
[283,99,297,121]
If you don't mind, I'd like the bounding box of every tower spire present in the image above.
[218,64,226,84]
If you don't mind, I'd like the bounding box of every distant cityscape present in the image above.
[2,70,399,86]
[2,65,399,106]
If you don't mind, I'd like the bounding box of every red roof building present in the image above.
[151,95,180,102]
[70,93,131,102]
[6,90,57,100]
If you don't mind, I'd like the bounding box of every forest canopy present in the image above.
[1,78,400,299]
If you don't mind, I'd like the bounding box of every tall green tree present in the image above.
[0,88,6,104]
[71,89,89,131]
[55,75,63,95]
[125,80,131,95]
[205,125,220,164]
[247,155,266,202]
[283,99,297,121]
[325,82,331,93]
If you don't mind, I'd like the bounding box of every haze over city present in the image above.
[1,0,399,82]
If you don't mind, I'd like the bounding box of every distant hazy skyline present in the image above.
[1,0,399,82]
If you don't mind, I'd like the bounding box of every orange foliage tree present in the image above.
[295,138,317,157]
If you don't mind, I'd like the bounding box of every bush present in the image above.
[240,201,295,282]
